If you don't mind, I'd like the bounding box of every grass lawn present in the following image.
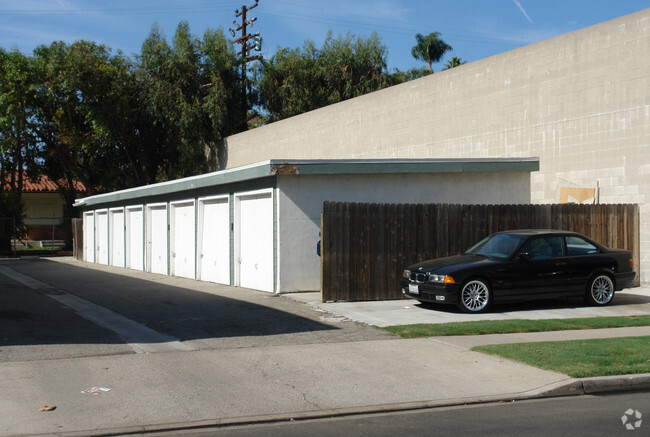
[473,336,650,378]
[381,315,650,338]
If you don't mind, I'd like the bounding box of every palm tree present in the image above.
[442,56,466,71]
[411,32,452,73]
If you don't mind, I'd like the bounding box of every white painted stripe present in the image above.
[0,266,194,353]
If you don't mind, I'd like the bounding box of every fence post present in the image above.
[51,214,56,248]
[12,217,16,257]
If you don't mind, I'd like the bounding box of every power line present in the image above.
[0,1,522,46]
[0,0,534,52]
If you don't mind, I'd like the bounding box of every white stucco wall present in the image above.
[276,172,531,291]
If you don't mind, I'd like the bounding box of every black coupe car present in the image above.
[400,230,636,313]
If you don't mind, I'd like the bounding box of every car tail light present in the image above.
[629,258,633,268]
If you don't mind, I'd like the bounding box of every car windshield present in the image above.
[465,234,527,259]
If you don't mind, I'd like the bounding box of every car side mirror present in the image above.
[518,252,531,261]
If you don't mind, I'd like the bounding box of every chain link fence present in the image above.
[1,216,74,256]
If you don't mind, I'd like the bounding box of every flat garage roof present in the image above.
[74,158,539,208]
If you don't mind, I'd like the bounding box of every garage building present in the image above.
[75,158,538,293]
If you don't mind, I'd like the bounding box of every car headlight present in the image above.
[428,274,455,284]
[403,269,411,278]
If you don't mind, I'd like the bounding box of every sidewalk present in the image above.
[0,257,649,437]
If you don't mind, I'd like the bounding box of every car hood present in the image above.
[408,254,496,273]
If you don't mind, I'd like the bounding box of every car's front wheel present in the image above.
[458,279,491,313]
[586,274,615,305]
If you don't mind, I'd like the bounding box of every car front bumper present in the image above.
[399,279,460,304]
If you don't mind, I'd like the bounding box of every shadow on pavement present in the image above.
[0,258,344,347]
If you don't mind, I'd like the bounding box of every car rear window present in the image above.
[565,236,599,255]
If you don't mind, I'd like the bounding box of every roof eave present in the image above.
[74,158,539,208]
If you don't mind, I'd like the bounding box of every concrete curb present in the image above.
[581,373,650,394]
[26,374,650,437]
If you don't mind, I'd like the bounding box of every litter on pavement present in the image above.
[81,387,111,395]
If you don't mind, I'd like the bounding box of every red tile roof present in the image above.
[2,173,86,193]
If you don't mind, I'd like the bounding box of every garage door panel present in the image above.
[171,202,195,279]
[83,213,95,263]
[95,211,109,265]
[110,210,125,267]
[126,207,144,271]
[148,206,168,274]
[199,198,230,284]
[238,192,273,292]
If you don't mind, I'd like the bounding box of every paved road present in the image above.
[154,391,649,437]
[0,257,648,437]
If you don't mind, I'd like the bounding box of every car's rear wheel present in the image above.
[458,279,491,313]
[586,274,615,305]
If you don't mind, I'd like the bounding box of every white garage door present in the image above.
[83,212,95,263]
[147,205,168,275]
[198,197,230,284]
[170,201,196,279]
[237,190,274,292]
[126,206,144,271]
[110,209,125,267]
[95,210,109,265]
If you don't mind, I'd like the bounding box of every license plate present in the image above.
[408,283,419,295]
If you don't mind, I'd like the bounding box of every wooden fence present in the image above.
[320,202,640,301]
[72,218,83,260]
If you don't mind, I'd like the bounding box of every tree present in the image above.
[136,22,243,179]
[411,32,452,73]
[255,32,394,122]
[0,48,37,245]
[0,49,38,193]
[388,66,431,83]
[30,40,127,200]
[442,56,466,70]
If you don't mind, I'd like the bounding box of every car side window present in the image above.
[520,236,564,260]
[565,236,598,256]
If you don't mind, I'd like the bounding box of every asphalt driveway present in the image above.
[0,258,393,363]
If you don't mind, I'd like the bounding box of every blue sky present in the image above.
[1,1,647,71]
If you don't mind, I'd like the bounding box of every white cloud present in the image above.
[512,0,534,24]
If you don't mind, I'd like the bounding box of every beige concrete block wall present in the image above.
[224,9,650,282]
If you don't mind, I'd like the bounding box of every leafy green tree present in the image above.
[136,22,244,179]
[30,40,126,201]
[442,56,466,70]
[387,66,431,83]
[0,48,36,245]
[255,32,394,122]
[411,32,452,73]
[0,49,38,192]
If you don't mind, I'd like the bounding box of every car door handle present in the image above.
[555,262,568,266]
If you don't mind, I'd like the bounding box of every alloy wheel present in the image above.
[460,280,490,312]
[590,275,614,305]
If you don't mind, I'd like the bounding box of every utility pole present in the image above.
[229,0,263,93]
